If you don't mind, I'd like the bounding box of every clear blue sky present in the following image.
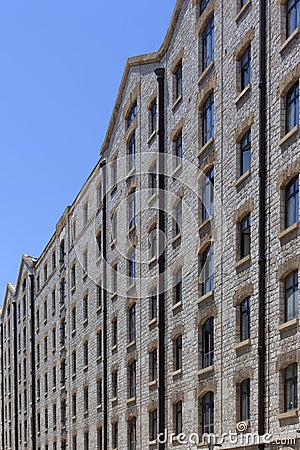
[0,1,177,300]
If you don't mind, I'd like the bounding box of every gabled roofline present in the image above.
[100,0,185,155]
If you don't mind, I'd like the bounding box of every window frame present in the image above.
[202,15,214,70]
[286,82,299,133]
[240,46,252,91]
[286,0,300,37]
[202,317,214,368]
[284,270,299,322]
[240,378,250,421]
[240,129,251,175]
[284,363,298,411]
[202,391,214,434]
[240,297,250,341]
[240,214,251,259]
[285,176,299,228]
[203,93,214,144]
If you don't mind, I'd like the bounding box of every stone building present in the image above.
[0,0,300,449]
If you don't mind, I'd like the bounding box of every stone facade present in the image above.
[0,0,300,449]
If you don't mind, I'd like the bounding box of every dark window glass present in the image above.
[149,409,158,441]
[175,401,183,435]
[287,0,300,37]
[202,392,214,434]
[241,130,251,175]
[201,244,214,295]
[285,270,299,321]
[200,0,210,14]
[241,46,251,90]
[126,103,137,129]
[175,132,183,165]
[128,417,136,450]
[128,133,136,171]
[203,93,214,144]
[285,176,299,228]
[241,214,251,258]
[175,335,182,370]
[202,317,214,368]
[129,361,136,398]
[203,16,214,70]
[240,379,250,421]
[150,101,157,134]
[286,82,299,132]
[203,168,214,221]
[175,63,182,99]
[128,304,136,343]
[240,297,250,341]
[284,363,298,411]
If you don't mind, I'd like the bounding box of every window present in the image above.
[97,330,102,359]
[240,214,251,258]
[240,130,251,175]
[83,202,88,225]
[44,336,48,360]
[128,133,136,171]
[128,192,136,230]
[128,360,136,398]
[150,290,157,321]
[111,160,117,188]
[44,299,47,322]
[240,297,250,341]
[112,371,117,398]
[71,308,76,333]
[112,319,117,347]
[149,348,157,381]
[112,265,118,294]
[97,379,102,406]
[174,268,183,305]
[83,295,88,322]
[149,227,157,259]
[112,422,118,449]
[200,0,210,14]
[72,435,77,450]
[72,393,76,418]
[59,240,65,264]
[52,290,56,313]
[149,169,157,196]
[240,379,250,421]
[202,168,214,221]
[60,278,65,305]
[97,284,102,309]
[84,386,89,413]
[128,417,136,450]
[203,93,214,144]
[72,220,76,242]
[287,82,299,133]
[97,428,102,450]
[128,248,136,284]
[72,351,76,375]
[83,249,88,275]
[285,270,299,321]
[83,341,88,368]
[149,100,157,135]
[201,244,214,295]
[44,264,48,283]
[241,46,251,91]
[96,231,102,257]
[52,251,56,270]
[174,401,183,435]
[126,103,137,129]
[285,176,299,228]
[175,62,182,100]
[203,16,214,70]
[60,318,66,346]
[202,392,214,434]
[174,200,182,237]
[112,213,117,243]
[174,131,183,166]
[84,432,89,450]
[287,0,300,37]
[174,335,182,371]
[149,409,158,441]
[128,304,136,343]
[53,403,57,427]
[202,317,214,368]
[284,363,298,411]
[52,366,56,389]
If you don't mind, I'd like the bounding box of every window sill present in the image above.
[277,409,298,420]
[148,318,157,327]
[278,318,298,332]
[147,130,157,144]
[126,166,136,181]
[97,404,102,411]
[234,254,251,270]
[171,163,183,179]
[148,193,157,204]
[172,95,183,111]
[171,233,182,246]
[197,137,214,159]
[197,60,214,85]
[111,292,117,301]
[111,344,117,352]
[148,379,157,388]
[148,256,158,267]
[83,318,88,327]
[235,83,251,105]
[198,217,212,233]
[126,396,136,405]
[198,290,214,304]
[280,27,300,54]
[172,368,183,377]
[279,124,299,147]
[128,224,136,236]
[235,0,251,22]
[235,169,251,188]
[278,221,299,240]
[71,286,76,294]
[71,329,76,337]
[126,282,136,295]
[234,338,251,351]
[149,440,157,446]
[197,365,214,376]
[111,397,117,404]
[126,340,136,350]
[171,301,182,313]
[83,365,88,372]
[110,238,117,248]
[82,272,88,281]
[96,256,102,265]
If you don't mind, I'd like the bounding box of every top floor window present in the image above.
[203,16,214,70]
[150,101,157,135]
[126,103,137,129]
[287,0,300,37]
[175,63,182,100]
[128,133,136,172]
[59,240,65,264]
[286,82,299,133]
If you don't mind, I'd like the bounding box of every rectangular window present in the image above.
[83,202,88,225]
[97,284,102,309]
[52,290,56,313]
[129,360,136,399]
[285,270,299,321]
[97,428,102,450]
[203,16,214,70]
[240,297,250,341]
[174,401,183,435]
[83,249,88,275]
[149,227,157,259]
[128,417,136,450]
[52,366,56,389]
[287,0,300,37]
[52,251,56,270]
[202,392,214,434]
[285,176,299,228]
[241,46,251,91]
[128,248,136,284]
[128,133,136,171]
[83,295,88,322]
[174,132,183,166]
[112,319,117,347]
[97,379,102,406]
[286,82,299,133]
[174,268,183,305]
[112,422,118,449]
[128,192,136,230]
[84,386,89,413]
[150,290,157,320]
[149,348,157,381]
[284,363,298,411]
[174,335,182,371]
[84,432,89,450]
[72,435,77,450]
[149,409,158,441]
[174,200,182,236]
[202,317,214,368]
[202,168,214,221]
[72,351,76,375]
[240,379,250,421]
[128,304,136,343]
[240,130,251,175]
[241,214,251,258]
[126,103,137,129]
[71,308,76,333]
[203,93,214,144]
[175,63,183,99]
[150,100,157,135]
[112,371,117,398]
[83,341,88,368]
[72,393,77,418]
[97,330,102,359]
[44,264,48,283]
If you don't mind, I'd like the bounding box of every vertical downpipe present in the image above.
[12,302,19,450]
[29,274,36,450]
[258,0,266,447]
[155,67,166,450]
[1,322,5,450]
[101,160,108,449]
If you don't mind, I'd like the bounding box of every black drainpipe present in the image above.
[29,274,36,450]
[155,67,166,450]
[100,159,108,449]
[12,302,19,450]
[1,322,5,450]
[258,0,266,447]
